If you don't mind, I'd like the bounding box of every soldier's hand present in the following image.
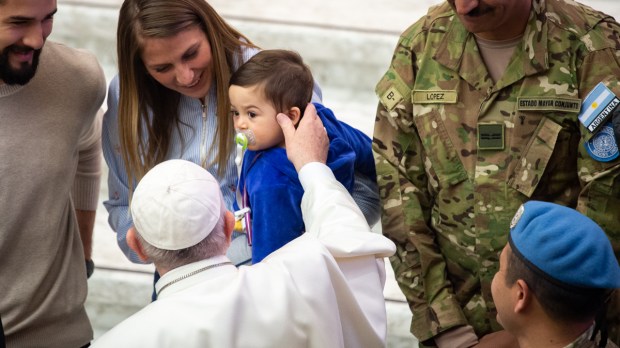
[613,106,620,150]
[434,325,479,348]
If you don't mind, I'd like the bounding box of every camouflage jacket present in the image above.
[563,324,619,348]
[373,0,620,343]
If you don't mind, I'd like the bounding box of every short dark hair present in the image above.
[230,49,314,116]
[505,247,610,324]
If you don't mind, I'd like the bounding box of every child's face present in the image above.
[229,84,285,151]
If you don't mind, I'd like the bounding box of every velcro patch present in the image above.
[380,86,404,111]
[478,123,505,150]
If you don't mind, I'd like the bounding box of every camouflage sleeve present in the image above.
[574,19,620,258]
[372,33,468,342]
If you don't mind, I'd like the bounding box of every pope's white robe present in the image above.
[93,163,396,348]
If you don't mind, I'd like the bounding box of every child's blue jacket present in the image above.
[238,103,376,263]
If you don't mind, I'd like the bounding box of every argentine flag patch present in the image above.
[578,82,620,133]
[579,83,620,162]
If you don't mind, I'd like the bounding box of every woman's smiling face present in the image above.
[141,25,214,98]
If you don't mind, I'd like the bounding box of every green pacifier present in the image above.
[235,133,248,166]
[235,132,249,150]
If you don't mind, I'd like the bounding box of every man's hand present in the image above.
[434,325,479,348]
[85,259,95,279]
[277,103,329,172]
[75,209,95,260]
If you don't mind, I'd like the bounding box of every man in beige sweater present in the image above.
[0,0,106,346]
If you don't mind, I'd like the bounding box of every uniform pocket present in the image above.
[412,106,468,188]
[509,117,563,197]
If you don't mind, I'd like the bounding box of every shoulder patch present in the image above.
[584,121,619,162]
[380,86,404,111]
[376,68,412,112]
[578,82,619,133]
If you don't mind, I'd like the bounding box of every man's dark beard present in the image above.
[0,45,42,85]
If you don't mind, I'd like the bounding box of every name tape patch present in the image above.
[578,82,620,134]
[412,90,457,104]
[517,97,581,113]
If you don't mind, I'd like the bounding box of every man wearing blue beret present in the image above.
[486,201,620,348]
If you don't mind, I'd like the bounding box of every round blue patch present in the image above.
[585,122,619,162]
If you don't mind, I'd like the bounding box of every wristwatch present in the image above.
[86,259,95,279]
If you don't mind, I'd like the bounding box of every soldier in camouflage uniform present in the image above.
[372,0,620,346]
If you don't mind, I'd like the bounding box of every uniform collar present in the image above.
[433,0,548,92]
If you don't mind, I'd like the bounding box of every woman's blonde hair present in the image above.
[116,0,256,186]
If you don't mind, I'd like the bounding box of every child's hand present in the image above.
[277,103,328,172]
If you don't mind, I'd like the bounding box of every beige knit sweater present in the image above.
[0,41,106,347]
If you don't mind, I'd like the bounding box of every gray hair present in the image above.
[135,205,229,270]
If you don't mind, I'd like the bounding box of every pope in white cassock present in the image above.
[93,105,396,348]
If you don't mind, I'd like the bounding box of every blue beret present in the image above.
[509,201,620,289]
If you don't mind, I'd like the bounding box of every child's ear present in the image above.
[287,107,301,127]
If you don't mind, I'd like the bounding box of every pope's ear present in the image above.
[287,107,301,127]
[224,211,235,243]
[127,227,149,262]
